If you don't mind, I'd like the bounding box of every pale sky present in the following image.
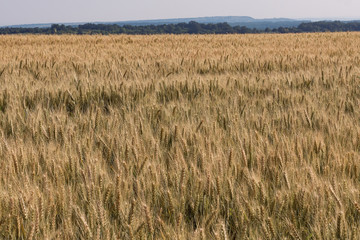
[1,0,360,26]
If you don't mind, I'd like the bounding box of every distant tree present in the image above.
[2,20,360,35]
[216,23,233,33]
[188,21,202,34]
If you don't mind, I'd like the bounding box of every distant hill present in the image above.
[110,16,304,30]
[110,16,297,25]
[2,16,306,30]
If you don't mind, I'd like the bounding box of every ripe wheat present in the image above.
[0,33,359,239]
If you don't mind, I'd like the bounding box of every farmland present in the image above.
[0,33,360,239]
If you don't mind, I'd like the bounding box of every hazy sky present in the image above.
[1,0,360,26]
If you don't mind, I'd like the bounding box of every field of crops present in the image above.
[0,33,360,239]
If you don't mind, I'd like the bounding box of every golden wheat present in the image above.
[0,33,360,239]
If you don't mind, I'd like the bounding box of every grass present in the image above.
[0,33,360,239]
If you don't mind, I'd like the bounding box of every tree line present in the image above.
[1,21,360,35]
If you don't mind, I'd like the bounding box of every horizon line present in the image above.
[2,15,360,28]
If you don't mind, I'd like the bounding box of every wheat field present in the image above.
[0,33,360,239]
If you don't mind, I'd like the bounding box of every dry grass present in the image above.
[0,33,360,239]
